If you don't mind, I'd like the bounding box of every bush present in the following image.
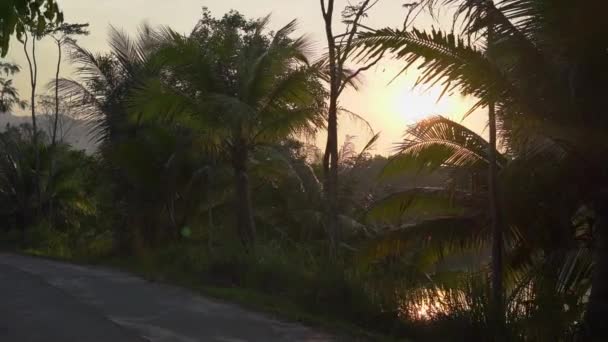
[25,221,71,258]
[74,231,115,261]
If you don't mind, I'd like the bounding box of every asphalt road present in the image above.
[0,253,334,342]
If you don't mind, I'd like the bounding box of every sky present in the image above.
[4,0,486,154]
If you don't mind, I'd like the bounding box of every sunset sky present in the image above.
[4,0,486,154]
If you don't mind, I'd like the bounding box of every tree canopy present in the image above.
[0,0,63,56]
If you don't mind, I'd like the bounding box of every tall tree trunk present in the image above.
[232,143,256,250]
[584,197,608,340]
[324,97,340,255]
[22,33,41,215]
[48,39,62,229]
[52,41,61,146]
[486,6,504,331]
[488,100,504,331]
[321,0,341,257]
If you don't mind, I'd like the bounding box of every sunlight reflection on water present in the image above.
[400,289,466,321]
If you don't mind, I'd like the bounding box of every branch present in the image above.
[338,0,377,67]
[21,33,35,89]
[338,52,384,95]
[320,0,334,19]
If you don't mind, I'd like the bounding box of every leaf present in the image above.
[366,187,471,224]
[359,216,487,267]
[382,116,505,178]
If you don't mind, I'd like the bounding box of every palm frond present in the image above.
[383,116,504,177]
[66,41,112,85]
[361,216,487,267]
[356,28,510,104]
[255,144,322,197]
[338,107,375,136]
[254,105,324,144]
[0,62,20,76]
[366,187,473,224]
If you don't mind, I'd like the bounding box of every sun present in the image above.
[336,64,483,153]
[389,82,472,123]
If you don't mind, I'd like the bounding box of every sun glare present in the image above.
[337,66,480,154]
[387,68,475,120]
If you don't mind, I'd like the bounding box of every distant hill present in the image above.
[0,114,98,154]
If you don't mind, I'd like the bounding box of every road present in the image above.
[0,253,335,342]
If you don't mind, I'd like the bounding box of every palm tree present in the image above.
[131,13,326,249]
[57,24,168,249]
[355,0,608,337]
[0,79,26,114]
[0,62,26,113]
[255,134,380,242]
[57,24,160,145]
[364,116,591,338]
[367,116,502,232]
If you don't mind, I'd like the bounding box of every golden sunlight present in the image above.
[337,63,483,154]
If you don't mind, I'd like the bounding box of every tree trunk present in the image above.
[52,41,61,146]
[324,98,340,255]
[22,33,41,215]
[485,7,504,332]
[584,197,608,340]
[321,0,341,257]
[29,38,39,191]
[232,143,256,250]
[48,40,62,230]
[488,100,504,331]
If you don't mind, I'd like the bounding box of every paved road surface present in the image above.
[0,253,335,342]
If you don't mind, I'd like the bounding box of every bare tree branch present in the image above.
[338,52,384,95]
[338,0,377,67]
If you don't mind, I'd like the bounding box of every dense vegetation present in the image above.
[1,1,608,340]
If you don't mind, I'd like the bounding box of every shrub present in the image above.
[25,221,71,258]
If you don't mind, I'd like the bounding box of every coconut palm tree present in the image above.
[364,116,591,338]
[355,0,608,337]
[366,116,502,243]
[131,13,326,249]
[57,24,160,145]
[57,24,176,249]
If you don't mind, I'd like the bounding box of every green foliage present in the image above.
[0,62,27,112]
[127,11,328,247]
[133,13,326,151]
[0,125,101,252]
[25,220,70,257]
[0,0,63,56]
